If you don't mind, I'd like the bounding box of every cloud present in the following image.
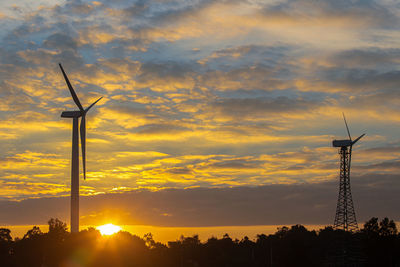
[43,33,78,52]
[330,48,400,68]
[210,97,321,119]
[1,175,398,226]
[259,0,398,28]
[0,180,68,200]
[319,68,400,92]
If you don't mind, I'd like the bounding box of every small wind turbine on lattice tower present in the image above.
[332,113,365,232]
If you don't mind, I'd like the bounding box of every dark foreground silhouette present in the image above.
[0,217,398,267]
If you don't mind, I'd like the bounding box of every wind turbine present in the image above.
[59,63,102,233]
[332,113,365,231]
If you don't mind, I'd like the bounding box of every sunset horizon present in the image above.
[0,0,399,265]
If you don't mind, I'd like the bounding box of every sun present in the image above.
[97,223,122,236]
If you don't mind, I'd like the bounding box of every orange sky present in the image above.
[0,0,399,227]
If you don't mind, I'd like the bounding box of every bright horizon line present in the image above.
[2,223,377,243]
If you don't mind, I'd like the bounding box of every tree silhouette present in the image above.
[48,218,68,236]
[379,217,397,237]
[0,228,12,242]
[23,226,42,239]
[0,228,12,266]
[2,217,400,267]
[362,217,380,236]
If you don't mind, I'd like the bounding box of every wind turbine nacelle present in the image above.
[61,111,82,118]
[332,139,352,147]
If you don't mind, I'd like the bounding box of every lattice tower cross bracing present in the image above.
[333,146,358,231]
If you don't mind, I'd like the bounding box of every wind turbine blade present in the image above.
[352,133,365,145]
[59,63,84,112]
[342,113,352,140]
[80,115,86,180]
[85,97,103,112]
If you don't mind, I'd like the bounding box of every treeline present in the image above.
[0,217,399,267]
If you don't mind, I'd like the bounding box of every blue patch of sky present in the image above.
[0,0,65,15]
[144,40,213,62]
[0,1,66,42]
[79,45,99,64]
[130,42,177,62]
[0,18,21,41]
[123,39,215,64]
[206,47,292,71]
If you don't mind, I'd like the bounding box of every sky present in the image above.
[0,0,399,228]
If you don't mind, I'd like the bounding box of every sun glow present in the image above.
[97,223,122,235]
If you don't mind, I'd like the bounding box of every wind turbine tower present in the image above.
[59,63,102,233]
[332,114,365,231]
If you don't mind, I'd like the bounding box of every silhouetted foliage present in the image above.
[361,217,399,266]
[0,228,12,243]
[22,226,42,239]
[48,218,68,237]
[0,228,13,266]
[1,217,400,267]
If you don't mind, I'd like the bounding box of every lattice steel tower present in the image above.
[332,114,365,231]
